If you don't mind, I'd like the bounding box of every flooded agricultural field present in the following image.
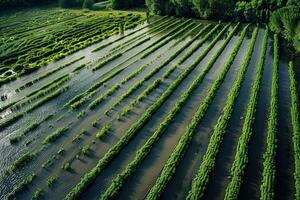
[0,6,299,200]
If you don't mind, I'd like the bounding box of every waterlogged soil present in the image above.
[0,9,297,200]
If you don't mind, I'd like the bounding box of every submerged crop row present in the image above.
[259,33,279,200]
[288,60,300,200]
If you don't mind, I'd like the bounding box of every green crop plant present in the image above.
[12,152,36,171]
[32,188,43,199]
[260,34,279,200]
[7,173,37,199]
[96,124,112,139]
[62,162,71,171]
[42,126,69,145]
[47,176,57,187]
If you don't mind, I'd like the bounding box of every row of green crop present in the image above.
[118,79,162,118]
[70,20,196,109]
[26,74,69,97]
[145,23,239,200]
[224,27,269,200]
[42,126,70,145]
[169,23,202,48]
[1,14,144,84]
[26,86,69,113]
[92,53,124,71]
[18,56,84,91]
[9,113,54,144]
[104,23,214,114]
[107,18,175,54]
[186,24,256,200]
[7,173,37,200]
[64,22,230,200]
[11,152,36,171]
[91,19,189,72]
[91,16,168,52]
[13,75,70,110]
[0,74,69,113]
[259,33,279,200]
[96,124,112,139]
[0,85,69,129]
[288,60,300,200]
[100,23,240,200]
[72,64,86,73]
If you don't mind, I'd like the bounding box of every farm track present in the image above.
[0,7,297,200]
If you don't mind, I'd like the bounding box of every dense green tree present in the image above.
[82,0,94,9]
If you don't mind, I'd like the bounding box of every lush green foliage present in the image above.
[8,173,37,199]
[269,6,300,52]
